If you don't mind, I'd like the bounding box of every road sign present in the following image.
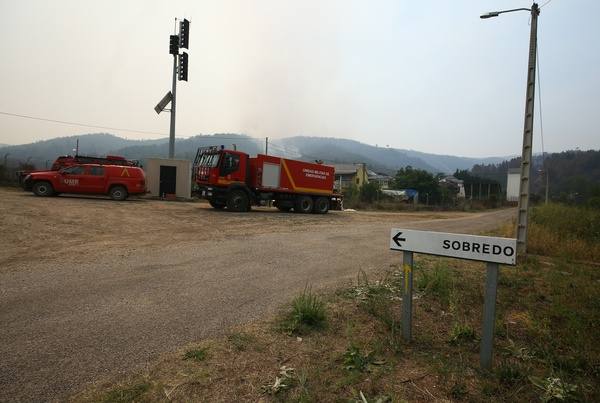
[154,91,173,114]
[390,229,517,265]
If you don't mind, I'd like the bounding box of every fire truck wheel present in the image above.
[109,186,128,201]
[209,200,226,209]
[314,197,330,214]
[294,195,314,214]
[227,190,249,212]
[33,181,54,197]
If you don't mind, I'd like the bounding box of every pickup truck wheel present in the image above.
[294,195,314,214]
[109,186,128,201]
[209,200,226,209]
[33,181,54,197]
[314,197,329,214]
[227,190,249,212]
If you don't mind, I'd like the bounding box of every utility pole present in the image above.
[481,3,540,254]
[516,3,540,254]
[265,137,269,155]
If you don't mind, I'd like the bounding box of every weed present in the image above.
[503,339,533,362]
[101,383,150,403]
[227,331,256,352]
[342,345,384,372]
[496,361,525,386]
[449,323,476,345]
[295,369,311,402]
[262,365,296,395]
[416,263,453,305]
[529,375,578,402]
[279,286,326,334]
[350,270,401,302]
[183,347,208,362]
[450,381,468,399]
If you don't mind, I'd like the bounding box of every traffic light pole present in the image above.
[169,54,177,159]
[516,3,539,254]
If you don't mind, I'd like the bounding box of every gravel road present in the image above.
[0,188,515,402]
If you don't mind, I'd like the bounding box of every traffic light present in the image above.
[178,52,188,81]
[169,35,179,55]
[179,19,190,49]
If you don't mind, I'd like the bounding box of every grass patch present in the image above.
[529,203,600,261]
[496,361,526,386]
[416,262,453,306]
[183,347,208,362]
[227,331,257,352]
[278,286,327,334]
[100,383,150,403]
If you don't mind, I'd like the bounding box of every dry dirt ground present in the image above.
[0,188,516,402]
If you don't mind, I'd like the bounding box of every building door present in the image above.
[159,165,177,196]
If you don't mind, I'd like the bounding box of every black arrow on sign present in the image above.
[393,232,406,247]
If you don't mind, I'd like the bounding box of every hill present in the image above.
[0,133,507,174]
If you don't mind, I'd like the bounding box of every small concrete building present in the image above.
[506,168,521,202]
[145,158,191,199]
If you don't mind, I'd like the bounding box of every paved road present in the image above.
[0,195,515,402]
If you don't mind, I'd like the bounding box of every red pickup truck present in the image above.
[22,163,146,201]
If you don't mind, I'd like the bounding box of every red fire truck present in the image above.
[193,146,342,213]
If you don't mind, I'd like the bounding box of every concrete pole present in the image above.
[516,3,540,254]
[168,54,178,159]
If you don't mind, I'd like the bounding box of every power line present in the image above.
[540,0,553,9]
[0,110,268,143]
[536,46,545,158]
[0,111,168,136]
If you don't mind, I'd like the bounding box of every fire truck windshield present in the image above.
[200,153,220,168]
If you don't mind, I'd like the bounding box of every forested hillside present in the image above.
[0,133,507,174]
[468,150,600,204]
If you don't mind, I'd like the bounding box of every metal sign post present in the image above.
[390,228,517,370]
[402,250,414,341]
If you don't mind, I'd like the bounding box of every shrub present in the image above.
[279,286,326,334]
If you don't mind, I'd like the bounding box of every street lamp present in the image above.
[481,3,540,254]
[480,8,531,19]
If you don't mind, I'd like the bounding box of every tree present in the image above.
[392,166,440,203]
[359,181,380,203]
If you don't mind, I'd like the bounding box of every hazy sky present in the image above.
[0,0,598,157]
